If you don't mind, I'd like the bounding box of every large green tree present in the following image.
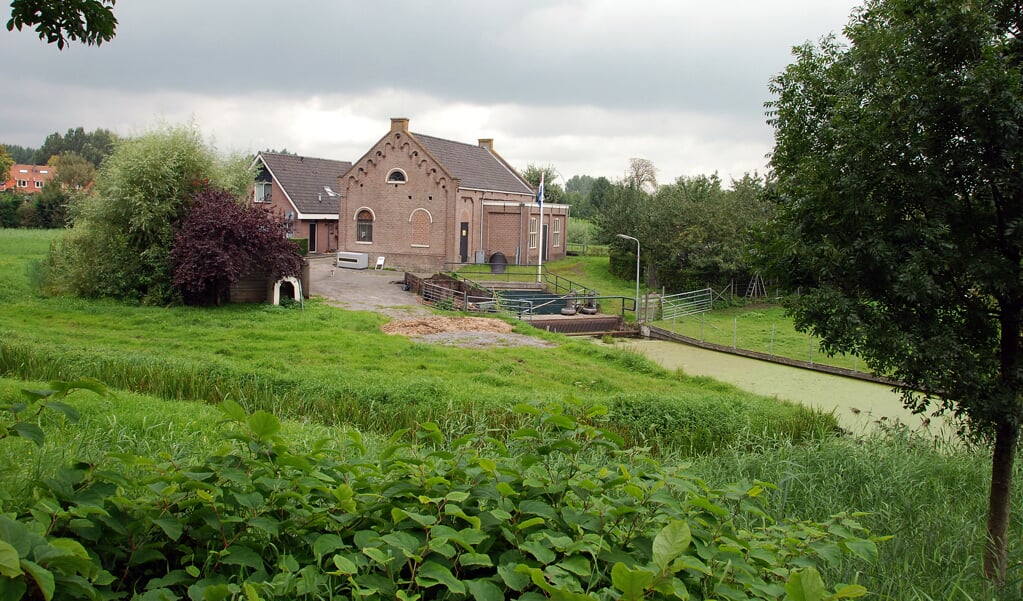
[0,145,12,184]
[764,0,1023,583]
[7,0,117,48]
[50,123,251,303]
[521,163,565,205]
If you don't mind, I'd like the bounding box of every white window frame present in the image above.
[254,182,272,203]
[34,180,43,189]
[16,180,28,188]
[356,208,374,244]
[386,168,408,184]
[528,217,538,249]
[552,217,562,247]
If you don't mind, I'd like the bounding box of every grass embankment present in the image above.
[0,229,833,457]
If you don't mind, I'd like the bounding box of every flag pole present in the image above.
[536,173,544,284]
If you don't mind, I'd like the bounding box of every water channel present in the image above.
[610,338,944,434]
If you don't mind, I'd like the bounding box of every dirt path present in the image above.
[308,258,556,348]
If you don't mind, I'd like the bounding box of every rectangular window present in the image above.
[35,180,43,189]
[255,182,272,203]
[552,217,562,247]
[528,217,538,249]
[16,180,28,188]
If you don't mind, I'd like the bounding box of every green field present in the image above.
[0,228,1020,599]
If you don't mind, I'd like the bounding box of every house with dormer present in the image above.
[337,118,569,272]
[2,164,56,194]
[251,153,352,253]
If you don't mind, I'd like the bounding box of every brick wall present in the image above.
[341,128,454,271]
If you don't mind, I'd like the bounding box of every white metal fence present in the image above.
[660,288,714,320]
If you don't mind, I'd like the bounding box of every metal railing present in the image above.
[445,264,596,298]
[422,281,536,317]
[661,288,714,320]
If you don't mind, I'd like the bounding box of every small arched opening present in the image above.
[272,276,302,305]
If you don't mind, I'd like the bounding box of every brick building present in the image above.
[338,118,569,272]
[1,164,56,194]
[251,152,352,253]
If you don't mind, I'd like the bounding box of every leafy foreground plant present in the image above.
[2,397,883,600]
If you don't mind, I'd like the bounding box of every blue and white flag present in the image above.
[536,172,545,205]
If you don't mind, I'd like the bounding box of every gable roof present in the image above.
[412,133,533,195]
[256,152,352,217]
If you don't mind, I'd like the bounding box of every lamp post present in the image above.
[616,234,640,322]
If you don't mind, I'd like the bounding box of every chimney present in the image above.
[391,118,410,133]
[478,138,494,152]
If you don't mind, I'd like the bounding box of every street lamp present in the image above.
[616,234,640,322]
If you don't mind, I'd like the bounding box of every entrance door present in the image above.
[308,222,317,253]
[459,221,469,263]
[541,223,549,262]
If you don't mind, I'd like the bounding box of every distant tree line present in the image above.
[524,159,770,294]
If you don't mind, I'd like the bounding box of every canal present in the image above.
[610,338,944,434]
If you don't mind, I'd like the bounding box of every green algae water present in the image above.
[613,338,948,434]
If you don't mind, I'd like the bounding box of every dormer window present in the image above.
[386,169,407,184]
[255,182,272,203]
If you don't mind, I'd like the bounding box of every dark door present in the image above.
[308,222,317,253]
[541,223,549,262]
[459,221,469,263]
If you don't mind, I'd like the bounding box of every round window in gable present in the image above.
[387,169,408,184]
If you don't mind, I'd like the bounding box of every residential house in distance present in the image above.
[251,152,353,253]
[1,164,56,194]
[337,118,569,272]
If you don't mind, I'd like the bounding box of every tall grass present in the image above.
[691,426,1021,600]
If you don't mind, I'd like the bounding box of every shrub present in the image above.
[50,123,252,304]
[2,396,881,599]
[170,186,303,305]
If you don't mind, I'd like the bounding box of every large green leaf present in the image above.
[150,517,183,541]
[786,567,826,601]
[221,545,264,570]
[0,578,27,601]
[20,560,54,601]
[313,534,345,561]
[611,563,654,601]
[11,423,43,447]
[415,560,466,595]
[652,520,691,572]
[246,410,281,439]
[0,541,21,578]
[40,401,80,423]
[331,554,359,575]
[842,539,878,563]
[467,579,504,601]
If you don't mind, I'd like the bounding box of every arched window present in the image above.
[357,209,373,242]
[387,169,407,184]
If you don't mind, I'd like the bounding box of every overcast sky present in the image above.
[1,1,860,184]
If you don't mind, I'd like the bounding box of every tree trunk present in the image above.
[984,420,1019,584]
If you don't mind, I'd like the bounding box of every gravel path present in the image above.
[309,258,556,348]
